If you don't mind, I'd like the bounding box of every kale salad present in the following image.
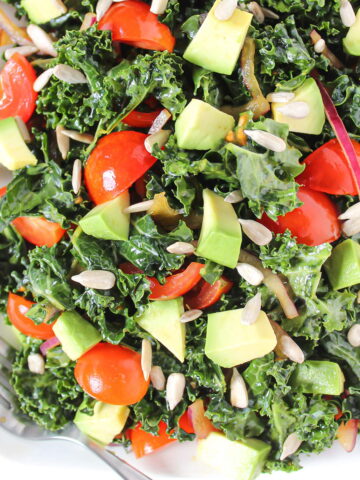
[0,0,359,478]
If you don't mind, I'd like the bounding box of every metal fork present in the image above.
[0,334,152,480]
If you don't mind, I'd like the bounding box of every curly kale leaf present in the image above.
[330,74,360,136]
[0,226,26,307]
[321,331,360,382]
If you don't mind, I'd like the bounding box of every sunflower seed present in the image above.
[150,366,166,390]
[277,102,310,119]
[166,373,186,410]
[230,368,248,408]
[266,91,295,103]
[180,309,203,323]
[314,38,326,53]
[338,202,360,220]
[244,129,286,153]
[56,125,70,160]
[280,433,302,461]
[248,2,265,23]
[241,292,262,325]
[15,117,31,143]
[225,190,243,204]
[96,0,113,21]
[347,324,360,347]
[144,129,171,153]
[141,339,152,381]
[166,242,195,255]
[150,0,169,14]
[342,218,360,237]
[72,159,82,195]
[71,270,116,290]
[26,24,57,57]
[4,45,38,60]
[53,64,88,84]
[61,129,94,144]
[80,12,97,31]
[261,7,279,20]
[239,218,272,246]
[33,68,54,92]
[340,0,356,27]
[214,0,237,21]
[123,200,155,214]
[28,353,45,375]
[278,335,305,364]
[148,109,172,134]
[236,263,264,286]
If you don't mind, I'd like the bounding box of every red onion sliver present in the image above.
[40,336,61,356]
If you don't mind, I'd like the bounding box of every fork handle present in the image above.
[85,440,153,480]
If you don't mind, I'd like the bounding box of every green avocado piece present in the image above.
[74,400,130,445]
[196,189,242,268]
[205,309,277,368]
[53,311,102,361]
[344,9,360,56]
[0,117,37,171]
[183,0,253,75]
[175,99,235,150]
[79,192,130,241]
[325,239,360,290]
[135,298,185,362]
[21,0,67,24]
[272,78,325,135]
[196,432,271,480]
[290,360,345,395]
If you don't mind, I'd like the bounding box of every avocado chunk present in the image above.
[74,400,130,445]
[79,192,130,241]
[175,99,235,150]
[53,311,102,361]
[21,0,67,24]
[184,0,253,75]
[196,189,242,268]
[0,117,37,171]
[196,432,271,480]
[344,9,360,55]
[135,298,185,362]
[205,309,277,368]
[290,360,345,395]
[325,239,360,290]
[272,78,325,135]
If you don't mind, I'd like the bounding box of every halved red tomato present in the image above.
[12,216,66,247]
[128,421,176,458]
[123,109,163,128]
[184,277,233,310]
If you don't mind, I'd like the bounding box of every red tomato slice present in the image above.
[6,293,55,340]
[184,277,233,310]
[0,186,6,197]
[98,0,175,52]
[74,343,149,405]
[123,109,163,128]
[259,187,341,246]
[129,421,176,458]
[296,139,360,196]
[0,53,37,122]
[84,131,157,205]
[12,216,66,247]
[149,262,204,300]
[337,419,359,453]
[178,410,195,434]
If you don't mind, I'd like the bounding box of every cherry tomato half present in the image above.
[149,262,204,300]
[12,216,66,247]
[123,109,163,128]
[84,131,157,205]
[184,277,233,310]
[129,421,176,458]
[75,343,149,405]
[0,53,37,123]
[296,139,360,196]
[7,293,55,340]
[260,187,341,246]
[98,0,175,52]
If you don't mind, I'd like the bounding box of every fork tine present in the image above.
[0,371,14,393]
[0,352,12,370]
[0,383,13,404]
[0,392,11,410]
[0,336,11,357]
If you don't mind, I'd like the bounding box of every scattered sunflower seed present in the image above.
[123,199,155,214]
[166,373,186,410]
[33,68,54,92]
[80,12,97,31]
[314,38,326,53]
[166,242,195,255]
[278,335,305,364]
[180,309,203,323]
[72,159,82,195]
[61,129,94,144]
[277,102,310,119]
[56,125,70,160]
[342,218,360,237]
[26,24,57,57]
[150,0,169,15]
[4,45,38,60]
[148,109,172,135]
[261,6,279,20]
[347,324,360,347]
[150,366,166,391]
[144,129,171,153]
[266,91,295,103]
[225,190,243,204]
[96,0,113,21]
[340,0,356,27]
[244,129,286,153]
[280,432,302,461]
[239,218,272,246]
[230,368,249,408]
[241,292,262,326]
[338,202,360,220]
[27,353,45,375]
[53,64,88,84]
[71,270,116,290]
[214,0,237,21]
[236,263,264,286]
[141,339,152,381]
[248,2,265,23]
[15,117,31,143]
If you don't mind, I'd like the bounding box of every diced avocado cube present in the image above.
[175,99,235,150]
[74,400,130,445]
[324,239,360,290]
[79,192,130,241]
[272,78,325,135]
[53,311,102,361]
[196,432,271,480]
[21,0,67,24]
[196,189,242,268]
[0,117,37,171]
[184,0,253,75]
[344,9,360,56]
[135,298,185,362]
[205,309,277,368]
[290,360,345,395]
